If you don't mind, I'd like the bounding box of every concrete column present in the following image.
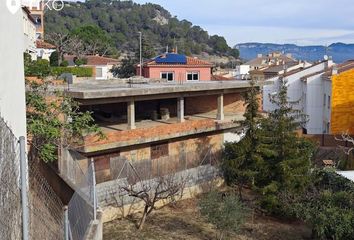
[127,101,136,129]
[177,97,185,123]
[217,94,224,121]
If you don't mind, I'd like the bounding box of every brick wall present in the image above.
[304,134,353,148]
[83,99,178,121]
[185,93,245,115]
[84,119,217,150]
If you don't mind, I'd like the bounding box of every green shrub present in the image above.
[74,57,88,66]
[60,60,69,67]
[286,170,354,239]
[26,59,51,77]
[199,191,249,239]
[51,67,93,78]
[49,51,59,66]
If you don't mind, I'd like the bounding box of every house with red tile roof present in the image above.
[64,55,120,80]
[136,52,213,82]
[36,40,56,61]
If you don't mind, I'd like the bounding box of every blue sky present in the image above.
[133,0,354,46]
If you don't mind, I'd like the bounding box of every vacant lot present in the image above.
[103,197,311,240]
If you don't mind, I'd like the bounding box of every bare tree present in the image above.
[335,132,354,155]
[67,38,88,61]
[121,162,189,230]
[45,33,87,66]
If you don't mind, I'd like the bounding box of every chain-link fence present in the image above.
[28,160,65,239]
[66,158,96,240]
[0,116,65,239]
[97,148,221,207]
[0,117,22,240]
[59,147,98,240]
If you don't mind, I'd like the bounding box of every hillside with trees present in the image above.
[44,0,239,59]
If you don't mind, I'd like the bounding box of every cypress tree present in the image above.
[257,79,315,214]
[222,79,263,199]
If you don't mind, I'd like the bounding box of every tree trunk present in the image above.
[238,184,243,201]
[58,49,63,66]
[218,231,224,240]
[138,205,149,230]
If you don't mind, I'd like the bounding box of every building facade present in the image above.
[22,7,37,60]
[263,59,354,135]
[22,0,44,39]
[58,79,256,220]
[0,1,27,139]
[325,62,354,134]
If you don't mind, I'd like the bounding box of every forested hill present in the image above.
[45,0,239,58]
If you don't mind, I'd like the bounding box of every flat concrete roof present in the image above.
[337,171,354,182]
[59,80,259,100]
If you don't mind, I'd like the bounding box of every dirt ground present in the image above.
[103,197,311,240]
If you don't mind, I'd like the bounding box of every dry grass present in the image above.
[103,197,311,240]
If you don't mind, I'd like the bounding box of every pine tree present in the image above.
[256,79,315,214]
[222,79,263,199]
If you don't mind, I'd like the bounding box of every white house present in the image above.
[64,55,120,80]
[36,40,56,61]
[263,59,335,134]
[0,2,27,139]
[22,7,37,60]
[235,64,250,80]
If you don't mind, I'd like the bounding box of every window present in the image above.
[151,142,169,159]
[96,67,103,78]
[187,72,199,81]
[161,72,174,81]
[323,94,326,107]
[94,152,120,183]
[328,96,331,109]
[33,15,42,26]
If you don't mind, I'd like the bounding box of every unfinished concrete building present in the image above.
[58,77,258,221]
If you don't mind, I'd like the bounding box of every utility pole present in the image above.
[139,31,142,76]
[19,136,29,240]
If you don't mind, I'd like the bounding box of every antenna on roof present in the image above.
[324,44,329,60]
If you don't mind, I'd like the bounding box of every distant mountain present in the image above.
[235,42,354,63]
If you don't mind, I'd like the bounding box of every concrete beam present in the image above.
[76,89,248,106]
[65,80,264,100]
[217,94,224,121]
[177,97,185,123]
[127,101,136,130]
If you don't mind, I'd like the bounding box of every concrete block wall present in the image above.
[96,164,221,222]
[90,133,223,184]
[85,210,103,240]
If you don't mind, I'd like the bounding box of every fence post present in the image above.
[91,158,97,221]
[19,136,29,240]
[63,206,69,240]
